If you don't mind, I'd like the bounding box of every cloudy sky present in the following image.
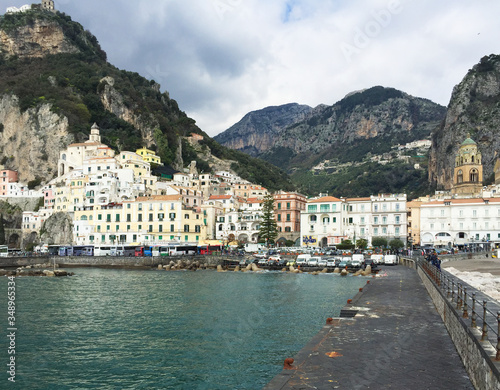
[6,0,500,136]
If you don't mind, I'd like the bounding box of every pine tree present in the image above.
[258,194,278,247]
[0,214,5,245]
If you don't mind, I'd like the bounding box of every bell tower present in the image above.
[451,135,483,195]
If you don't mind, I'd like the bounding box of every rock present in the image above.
[43,270,55,277]
[54,270,68,277]
[217,265,227,273]
[234,266,240,272]
[334,267,340,274]
[251,263,261,272]
[246,264,253,271]
[158,265,163,270]
[340,269,348,276]
[321,268,328,273]
[362,265,372,276]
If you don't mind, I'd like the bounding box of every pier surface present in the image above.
[265,267,474,389]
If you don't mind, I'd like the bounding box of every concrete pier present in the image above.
[265,266,474,389]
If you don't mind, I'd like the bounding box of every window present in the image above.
[106,214,111,222]
[382,216,387,224]
[171,225,174,232]
[348,218,353,224]
[285,227,291,232]
[277,214,281,222]
[287,202,291,210]
[374,228,378,235]
[138,214,143,222]
[308,205,317,212]
[374,217,379,224]
[286,214,291,222]
[195,225,201,233]
[278,203,281,210]
[360,228,365,235]
[149,225,153,233]
[310,215,317,222]
[395,227,400,236]
[116,214,120,222]
[382,227,387,234]
[473,210,477,217]
[138,203,143,211]
[361,217,365,224]
[184,225,190,232]
[395,216,400,224]
[323,217,330,224]
[149,214,153,222]
[320,205,330,212]
[127,214,131,222]
[159,225,163,233]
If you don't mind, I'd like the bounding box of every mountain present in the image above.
[214,103,314,156]
[0,7,294,192]
[216,86,446,198]
[429,54,500,189]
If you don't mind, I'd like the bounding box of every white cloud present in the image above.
[5,0,500,136]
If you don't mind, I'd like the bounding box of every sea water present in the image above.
[0,268,367,389]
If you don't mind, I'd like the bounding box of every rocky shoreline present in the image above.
[0,263,75,277]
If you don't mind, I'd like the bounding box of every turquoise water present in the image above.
[0,269,367,389]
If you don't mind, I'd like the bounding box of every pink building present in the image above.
[274,191,307,245]
[0,170,18,196]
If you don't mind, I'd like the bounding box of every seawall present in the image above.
[417,261,500,390]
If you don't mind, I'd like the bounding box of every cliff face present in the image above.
[0,8,293,193]
[0,17,79,59]
[0,94,71,183]
[214,103,314,156]
[216,87,446,158]
[429,55,500,189]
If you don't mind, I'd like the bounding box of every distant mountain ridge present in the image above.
[216,86,446,166]
[214,103,314,156]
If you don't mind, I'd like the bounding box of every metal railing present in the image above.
[420,259,500,360]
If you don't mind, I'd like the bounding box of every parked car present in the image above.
[286,259,297,267]
[350,259,363,269]
[307,256,321,267]
[318,258,328,268]
[338,259,351,269]
[326,258,336,268]
[363,259,378,271]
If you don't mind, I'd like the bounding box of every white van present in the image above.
[296,254,311,266]
[384,255,397,265]
[371,254,384,264]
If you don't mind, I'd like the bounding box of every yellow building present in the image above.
[136,148,162,166]
[452,136,483,195]
[74,195,207,245]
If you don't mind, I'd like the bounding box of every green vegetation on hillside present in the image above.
[292,160,432,200]
[0,10,294,193]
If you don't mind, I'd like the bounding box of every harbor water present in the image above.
[0,268,367,389]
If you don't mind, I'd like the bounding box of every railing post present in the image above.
[481,300,488,342]
[457,283,462,309]
[496,312,500,361]
[447,276,451,298]
[451,280,455,302]
[463,287,469,318]
[471,293,477,328]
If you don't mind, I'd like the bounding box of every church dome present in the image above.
[461,137,476,147]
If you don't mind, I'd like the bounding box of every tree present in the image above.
[258,194,278,247]
[372,237,388,248]
[0,214,5,245]
[337,239,355,250]
[389,239,405,251]
[356,238,368,250]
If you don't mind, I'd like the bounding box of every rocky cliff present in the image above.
[0,94,71,183]
[214,103,314,156]
[216,87,446,161]
[0,8,293,192]
[0,16,79,59]
[429,54,500,189]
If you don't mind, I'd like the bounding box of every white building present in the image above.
[300,196,344,247]
[420,198,500,250]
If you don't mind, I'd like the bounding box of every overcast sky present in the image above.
[6,0,500,136]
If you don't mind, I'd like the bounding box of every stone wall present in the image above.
[0,255,226,268]
[417,265,500,390]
